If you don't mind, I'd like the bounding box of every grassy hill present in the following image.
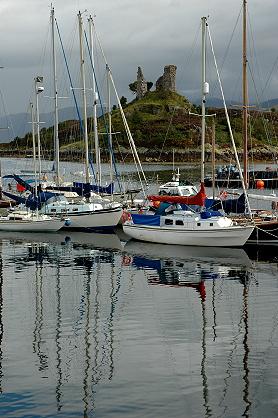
[1,90,278,162]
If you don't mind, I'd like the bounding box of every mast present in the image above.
[51,5,60,186]
[78,11,90,184]
[201,17,208,184]
[106,64,113,188]
[242,0,248,188]
[211,118,216,199]
[31,102,38,199]
[88,15,101,187]
[35,77,44,181]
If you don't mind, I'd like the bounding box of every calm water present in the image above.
[0,229,278,418]
[0,159,278,417]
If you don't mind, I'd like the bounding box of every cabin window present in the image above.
[197,222,201,226]
[72,208,78,212]
[51,209,56,213]
[165,219,173,225]
[210,223,214,226]
[61,209,67,213]
[175,220,184,226]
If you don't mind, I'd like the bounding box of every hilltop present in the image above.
[1,89,278,163]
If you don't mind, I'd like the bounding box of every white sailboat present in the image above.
[0,103,66,233]
[123,17,254,247]
[38,8,122,230]
[0,209,66,232]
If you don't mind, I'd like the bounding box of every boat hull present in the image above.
[123,223,254,247]
[247,220,278,245]
[61,206,123,230]
[0,218,64,232]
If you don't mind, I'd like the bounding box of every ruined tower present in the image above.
[155,65,177,92]
[136,66,148,99]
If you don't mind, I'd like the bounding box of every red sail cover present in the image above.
[148,183,206,207]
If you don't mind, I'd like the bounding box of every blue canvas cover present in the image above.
[206,193,246,214]
[131,214,161,226]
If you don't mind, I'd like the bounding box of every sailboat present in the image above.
[123,17,254,247]
[204,0,278,245]
[0,103,67,232]
[4,8,123,231]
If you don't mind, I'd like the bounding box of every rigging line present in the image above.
[155,106,177,167]
[109,72,148,196]
[246,7,264,102]
[55,19,84,137]
[247,62,278,162]
[91,22,148,191]
[210,5,243,98]
[179,21,201,89]
[0,87,14,140]
[207,22,252,217]
[84,31,122,192]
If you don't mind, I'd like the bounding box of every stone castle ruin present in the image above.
[136,64,177,99]
[136,66,147,99]
[155,65,177,92]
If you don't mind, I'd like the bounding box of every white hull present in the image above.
[0,218,64,232]
[124,240,252,267]
[123,223,254,247]
[61,207,123,229]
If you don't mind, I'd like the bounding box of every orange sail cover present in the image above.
[148,183,206,207]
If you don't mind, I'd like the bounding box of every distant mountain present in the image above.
[260,98,278,109]
[0,107,93,143]
[191,96,278,110]
[189,96,238,108]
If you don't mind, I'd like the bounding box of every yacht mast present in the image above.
[51,5,60,186]
[201,16,208,184]
[106,64,113,187]
[88,15,101,187]
[242,0,248,187]
[30,102,38,199]
[78,11,90,184]
[35,77,43,181]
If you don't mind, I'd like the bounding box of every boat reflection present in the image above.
[0,232,125,416]
[123,240,253,295]
[123,239,254,417]
[0,230,123,251]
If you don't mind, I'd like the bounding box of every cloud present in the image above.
[0,0,277,116]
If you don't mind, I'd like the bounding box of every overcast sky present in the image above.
[0,0,278,116]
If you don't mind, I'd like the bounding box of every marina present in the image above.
[0,0,278,415]
[0,159,277,417]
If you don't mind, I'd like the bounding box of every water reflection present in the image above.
[123,240,253,293]
[0,231,278,417]
[123,240,255,418]
[0,231,125,416]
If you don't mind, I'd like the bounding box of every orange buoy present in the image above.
[256,179,264,189]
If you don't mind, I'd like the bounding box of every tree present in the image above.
[129,81,137,94]
[120,96,128,108]
[147,81,153,91]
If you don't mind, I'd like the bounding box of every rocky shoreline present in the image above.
[0,145,277,164]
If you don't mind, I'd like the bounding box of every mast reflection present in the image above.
[0,246,3,393]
